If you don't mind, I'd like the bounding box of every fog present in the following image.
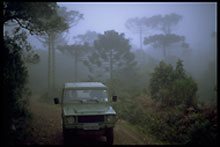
[56,2,216,48]
[12,2,214,103]
[4,2,217,145]
[28,3,216,50]
[26,2,217,102]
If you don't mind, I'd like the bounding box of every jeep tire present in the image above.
[106,128,113,145]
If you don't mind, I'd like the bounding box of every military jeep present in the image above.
[54,82,117,144]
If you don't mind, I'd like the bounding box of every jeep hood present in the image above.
[63,103,116,116]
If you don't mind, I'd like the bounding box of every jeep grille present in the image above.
[78,115,104,123]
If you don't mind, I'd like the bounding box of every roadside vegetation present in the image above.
[3,2,81,145]
[112,60,217,145]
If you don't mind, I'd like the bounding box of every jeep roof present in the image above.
[64,82,107,90]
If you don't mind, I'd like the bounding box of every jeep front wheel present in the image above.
[106,128,113,145]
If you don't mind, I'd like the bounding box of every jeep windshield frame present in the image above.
[62,82,109,104]
[62,89,109,103]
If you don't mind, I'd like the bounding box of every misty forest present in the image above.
[3,2,217,145]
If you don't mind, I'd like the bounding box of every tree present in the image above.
[84,30,136,95]
[157,13,182,35]
[150,61,175,101]
[143,13,189,61]
[175,59,186,80]
[125,15,166,50]
[73,30,99,46]
[3,32,31,145]
[57,43,89,82]
[57,31,98,82]
[149,59,197,107]
[3,2,75,144]
[144,34,189,60]
[37,6,83,97]
[125,17,146,50]
[3,2,65,35]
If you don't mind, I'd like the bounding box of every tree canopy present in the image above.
[143,13,188,60]
[73,30,99,46]
[156,13,182,34]
[3,2,78,144]
[4,2,69,35]
[150,59,197,106]
[84,30,136,81]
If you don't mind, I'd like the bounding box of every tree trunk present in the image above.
[163,44,167,61]
[48,32,56,98]
[74,48,78,82]
[51,33,55,91]
[110,49,114,96]
[140,25,143,50]
[110,49,113,82]
[48,33,52,98]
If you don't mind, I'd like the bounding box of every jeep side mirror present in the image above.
[54,98,59,104]
[112,96,117,102]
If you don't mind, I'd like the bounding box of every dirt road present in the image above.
[27,97,155,145]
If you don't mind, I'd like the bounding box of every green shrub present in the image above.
[171,77,197,107]
[149,59,198,107]
[150,61,175,101]
[112,92,145,125]
[186,107,217,145]
[146,105,217,145]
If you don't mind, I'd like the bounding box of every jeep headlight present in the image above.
[106,115,116,122]
[64,116,75,124]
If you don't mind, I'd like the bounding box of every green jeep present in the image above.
[54,82,117,144]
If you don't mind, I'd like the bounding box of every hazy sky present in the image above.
[57,2,217,50]
[23,2,216,51]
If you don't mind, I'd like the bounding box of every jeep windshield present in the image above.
[63,89,109,103]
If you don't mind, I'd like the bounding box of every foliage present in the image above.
[171,77,197,107]
[57,43,90,81]
[150,59,197,107]
[37,5,83,44]
[5,27,40,65]
[147,105,217,145]
[84,30,136,95]
[93,30,135,74]
[154,13,182,34]
[197,59,217,104]
[125,13,183,50]
[112,93,144,125]
[4,2,67,35]
[144,34,189,49]
[35,4,83,99]
[57,43,89,58]
[150,61,174,101]
[114,92,217,145]
[142,13,188,60]
[135,59,217,144]
[125,15,163,49]
[3,32,33,145]
[3,2,76,144]
[144,34,189,60]
[73,30,99,46]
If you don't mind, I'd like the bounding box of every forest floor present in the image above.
[25,95,159,145]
